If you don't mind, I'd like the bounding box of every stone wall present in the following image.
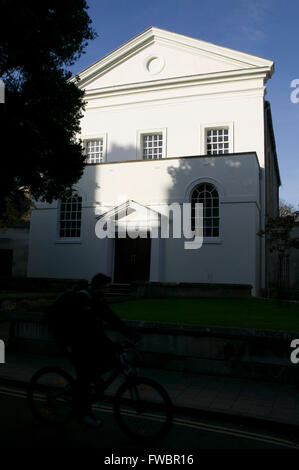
[7,312,299,385]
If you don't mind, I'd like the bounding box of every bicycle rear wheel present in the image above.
[27,366,75,425]
[113,377,173,443]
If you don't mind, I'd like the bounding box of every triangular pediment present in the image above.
[74,27,274,91]
[97,200,160,222]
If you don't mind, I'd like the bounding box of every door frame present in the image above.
[112,231,161,283]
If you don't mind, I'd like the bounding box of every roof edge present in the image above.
[71,26,274,87]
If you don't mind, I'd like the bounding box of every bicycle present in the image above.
[27,342,173,443]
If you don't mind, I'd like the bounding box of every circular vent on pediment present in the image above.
[145,56,165,75]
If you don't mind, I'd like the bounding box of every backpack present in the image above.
[46,289,92,348]
[45,291,77,347]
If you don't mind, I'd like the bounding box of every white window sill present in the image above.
[55,239,82,244]
[85,161,105,165]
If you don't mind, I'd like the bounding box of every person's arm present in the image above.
[95,298,141,342]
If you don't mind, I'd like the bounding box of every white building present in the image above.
[27,27,281,295]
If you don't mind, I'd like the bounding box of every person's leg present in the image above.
[72,358,93,417]
[71,354,102,427]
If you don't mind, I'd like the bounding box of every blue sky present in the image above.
[69,0,299,208]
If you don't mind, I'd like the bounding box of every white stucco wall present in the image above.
[27,154,260,291]
[82,80,266,167]
[80,62,267,293]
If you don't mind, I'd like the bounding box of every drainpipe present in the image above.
[264,102,269,297]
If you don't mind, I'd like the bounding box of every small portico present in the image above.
[96,200,162,283]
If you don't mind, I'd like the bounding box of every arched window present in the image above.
[59,194,82,238]
[191,183,219,237]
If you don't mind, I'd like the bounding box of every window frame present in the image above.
[83,133,107,164]
[200,122,234,156]
[57,193,82,242]
[190,182,221,243]
[137,128,167,160]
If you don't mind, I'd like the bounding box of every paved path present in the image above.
[1,351,299,428]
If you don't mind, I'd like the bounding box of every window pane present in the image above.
[85,139,104,164]
[142,133,163,159]
[206,128,229,155]
[59,195,82,238]
[191,183,219,238]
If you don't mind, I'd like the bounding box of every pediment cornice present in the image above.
[84,66,270,101]
[72,27,274,90]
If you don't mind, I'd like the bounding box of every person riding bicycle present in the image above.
[48,273,141,428]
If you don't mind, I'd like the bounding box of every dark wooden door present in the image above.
[0,249,13,276]
[114,235,151,283]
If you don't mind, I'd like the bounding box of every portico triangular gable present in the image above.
[73,26,274,91]
[96,199,160,230]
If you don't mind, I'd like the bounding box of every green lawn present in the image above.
[111,298,299,332]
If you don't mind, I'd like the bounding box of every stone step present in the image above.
[107,284,133,294]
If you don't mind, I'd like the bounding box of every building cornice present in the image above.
[84,151,260,168]
[83,67,269,101]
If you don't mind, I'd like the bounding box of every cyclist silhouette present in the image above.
[54,273,140,427]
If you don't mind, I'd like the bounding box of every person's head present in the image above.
[90,273,111,297]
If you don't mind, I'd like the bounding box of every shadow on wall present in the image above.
[72,144,261,285]
[108,143,138,163]
[165,155,261,285]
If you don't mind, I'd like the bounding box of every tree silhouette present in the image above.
[0,1,96,225]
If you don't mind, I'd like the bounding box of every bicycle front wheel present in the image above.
[113,377,173,443]
[27,366,75,425]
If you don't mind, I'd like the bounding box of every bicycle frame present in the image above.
[89,349,139,404]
